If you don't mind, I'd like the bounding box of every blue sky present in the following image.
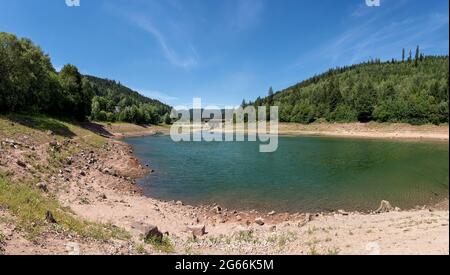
[1,0,448,107]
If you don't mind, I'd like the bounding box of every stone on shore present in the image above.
[144,225,163,242]
[376,200,394,213]
[255,217,265,226]
[45,211,57,224]
[187,224,206,237]
[36,182,48,192]
[211,206,222,214]
[16,160,27,168]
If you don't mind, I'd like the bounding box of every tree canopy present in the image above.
[248,53,449,125]
[0,32,171,125]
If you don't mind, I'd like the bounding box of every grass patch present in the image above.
[145,235,174,253]
[0,231,5,243]
[267,231,297,247]
[308,246,320,255]
[134,243,148,255]
[235,230,254,242]
[0,175,130,241]
[327,247,340,255]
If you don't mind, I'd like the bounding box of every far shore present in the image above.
[100,121,449,142]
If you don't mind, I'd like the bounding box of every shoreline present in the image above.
[108,122,449,142]
[109,120,449,218]
[1,117,448,255]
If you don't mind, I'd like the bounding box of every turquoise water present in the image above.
[124,135,449,212]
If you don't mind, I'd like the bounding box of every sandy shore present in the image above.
[276,122,449,141]
[0,118,448,255]
[147,122,449,141]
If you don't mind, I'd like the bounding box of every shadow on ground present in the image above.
[7,115,77,138]
[79,122,114,138]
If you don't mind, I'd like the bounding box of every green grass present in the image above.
[235,230,254,242]
[144,235,174,253]
[327,247,340,255]
[134,243,149,255]
[0,231,5,244]
[308,246,320,255]
[0,114,132,243]
[0,175,130,241]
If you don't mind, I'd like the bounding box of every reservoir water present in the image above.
[124,135,449,212]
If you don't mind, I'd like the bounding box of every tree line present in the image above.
[247,49,448,125]
[0,32,171,125]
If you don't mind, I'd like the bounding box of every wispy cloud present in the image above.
[104,2,199,69]
[291,1,449,70]
[129,14,198,68]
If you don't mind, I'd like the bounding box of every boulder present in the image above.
[36,182,48,192]
[255,217,265,226]
[144,225,163,242]
[337,210,349,216]
[268,211,276,216]
[16,160,27,168]
[375,200,394,213]
[45,211,57,224]
[187,224,206,237]
[211,206,222,214]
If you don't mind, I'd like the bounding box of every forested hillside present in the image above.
[0,32,171,124]
[86,76,171,124]
[250,54,449,125]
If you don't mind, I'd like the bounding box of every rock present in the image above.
[80,171,86,176]
[255,217,265,226]
[16,160,27,168]
[375,200,394,213]
[176,201,183,206]
[297,220,308,228]
[211,206,222,214]
[268,211,276,216]
[99,194,107,200]
[270,225,277,232]
[236,215,242,221]
[187,224,206,237]
[45,211,57,224]
[46,130,54,136]
[36,182,48,192]
[103,168,110,175]
[306,213,313,222]
[144,225,163,243]
[337,210,349,216]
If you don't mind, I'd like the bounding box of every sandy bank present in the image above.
[131,122,449,142]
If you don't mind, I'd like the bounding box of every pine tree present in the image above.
[268,87,274,106]
[414,45,420,66]
[402,48,405,62]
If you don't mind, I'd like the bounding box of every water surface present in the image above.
[124,135,449,212]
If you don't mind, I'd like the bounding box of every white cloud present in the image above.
[130,14,198,69]
[291,1,449,70]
